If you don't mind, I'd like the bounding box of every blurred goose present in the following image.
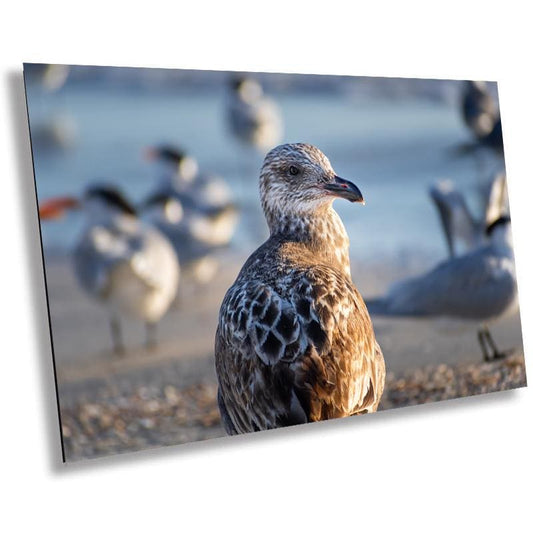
[226,76,283,153]
[144,145,238,247]
[39,184,180,353]
[430,172,508,257]
[367,217,517,362]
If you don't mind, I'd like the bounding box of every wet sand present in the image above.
[43,251,526,461]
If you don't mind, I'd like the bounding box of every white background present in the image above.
[1,1,532,531]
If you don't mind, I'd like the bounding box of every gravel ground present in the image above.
[59,352,527,462]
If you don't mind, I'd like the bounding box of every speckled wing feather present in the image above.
[216,263,385,434]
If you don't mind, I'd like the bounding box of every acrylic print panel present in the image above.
[24,64,526,461]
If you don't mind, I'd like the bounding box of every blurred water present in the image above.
[25,72,504,263]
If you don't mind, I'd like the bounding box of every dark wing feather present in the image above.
[215,266,385,434]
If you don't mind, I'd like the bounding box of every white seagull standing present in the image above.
[215,143,385,435]
[430,172,509,257]
[226,76,283,153]
[40,184,180,353]
[367,217,517,362]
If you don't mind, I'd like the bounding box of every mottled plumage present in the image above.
[215,143,385,434]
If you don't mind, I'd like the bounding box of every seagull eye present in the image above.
[289,166,299,176]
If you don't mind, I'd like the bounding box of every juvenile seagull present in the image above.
[226,76,283,153]
[430,172,508,257]
[40,185,180,353]
[215,143,385,435]
[367,217,517,362]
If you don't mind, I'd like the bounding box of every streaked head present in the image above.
[259,143,364,224]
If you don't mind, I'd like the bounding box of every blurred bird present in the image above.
[39,184,180,354]
[29,114,78,151]
[226,76,283,153]
[430,172,508,257]
[215,143,385,435]
[141,192,221,284]
[367,217,517,362]
[459,81,504,156]
[478,116,503,154]
[461,81,499,139]
[144,145,238,247]
[24,63,70,92]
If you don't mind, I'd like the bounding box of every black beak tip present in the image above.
[326,176,364,204]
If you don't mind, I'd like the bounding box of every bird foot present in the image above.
[144,341,157,353]
[483,349,512,363]
[113,345,126,357]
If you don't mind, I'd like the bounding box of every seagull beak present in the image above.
[324,176,365,204]
[143,146,157,161]
[39,196,79,220]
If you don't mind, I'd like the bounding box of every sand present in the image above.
[42,250,526,461]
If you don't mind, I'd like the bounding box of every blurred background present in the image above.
[24,64,525,461]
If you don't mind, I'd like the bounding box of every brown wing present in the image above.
[215,266,386,434]
[291,266,385,420]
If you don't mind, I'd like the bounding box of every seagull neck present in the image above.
[268,206,352,276]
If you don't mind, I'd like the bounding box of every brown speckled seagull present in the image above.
[215,143,385,434]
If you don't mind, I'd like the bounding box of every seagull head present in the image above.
[39,184,137,221]
[142,192,184,225]
[465,80,488,95]
[259,143,364,220]
[231,75,264,103]
[144,145,199,183]
[83,185,137,218]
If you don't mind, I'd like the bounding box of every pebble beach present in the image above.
[46,250,525,462]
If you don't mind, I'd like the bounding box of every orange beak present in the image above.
[39,196,79,220]
[143,146,157,161]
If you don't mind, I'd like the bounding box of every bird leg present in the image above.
[477,328,491,362]
[145,322,157,351]
[110,317,125,355]
[483,327,508,360]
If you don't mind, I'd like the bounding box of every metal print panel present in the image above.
[23,64,526,461]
